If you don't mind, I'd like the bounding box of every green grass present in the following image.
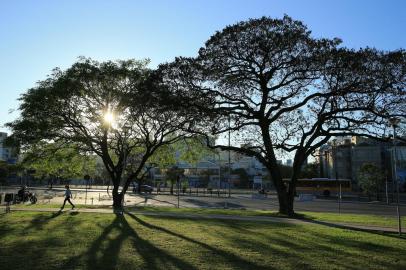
[9,203,406,228]
[0,211,405,270]
[300,211,406,228]
[126,205,406,227]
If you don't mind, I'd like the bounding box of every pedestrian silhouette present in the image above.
[61,185,75,210]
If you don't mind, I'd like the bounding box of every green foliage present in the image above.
[357,163,385,198]
[21,142,96,180]
[164,166,185,194]
[150,136,215,168]
[7,57,197,207]
[157,15,406,215]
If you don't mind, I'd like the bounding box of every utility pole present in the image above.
[228,113,231,198]
[389,117,401,236]
[333,139,341,214]
[177,175,180,208]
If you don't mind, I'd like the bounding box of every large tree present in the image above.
[157,16,406,215]
[7,58,196,208]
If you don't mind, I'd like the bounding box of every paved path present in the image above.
[2,187,405,217]
[1,206,402,235]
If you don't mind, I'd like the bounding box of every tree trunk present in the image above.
[276,189,295,216]
[265,165,295,216]
[112,185,123,209]
[277,191,289,215]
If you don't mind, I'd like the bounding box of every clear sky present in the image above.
[1,0,405,134]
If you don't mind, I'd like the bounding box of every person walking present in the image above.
[61,185,75,210]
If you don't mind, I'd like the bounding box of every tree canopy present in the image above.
[156,16,406,215]
[7,58,196,207]
[7,15,405,214]
[21,142,96,181]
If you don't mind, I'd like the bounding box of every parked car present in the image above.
[133,184,154,194]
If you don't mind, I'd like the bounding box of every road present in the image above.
[1,186,405,217]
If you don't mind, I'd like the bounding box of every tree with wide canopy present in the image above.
[7,58,200,208]
[156,16,406,215]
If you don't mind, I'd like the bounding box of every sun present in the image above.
[103,111,114,124]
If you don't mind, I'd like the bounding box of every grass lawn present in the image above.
[0,211,405,270]
[126,206,406,228]
[11,203,406,228]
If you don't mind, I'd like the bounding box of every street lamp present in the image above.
[389,117,401,235]
[332,139,341,214]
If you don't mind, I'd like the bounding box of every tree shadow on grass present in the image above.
[62,213,199,270]
[126,212,273,270]
[300,218,406,240]
[21,210,62,233]
[220,224,406,270]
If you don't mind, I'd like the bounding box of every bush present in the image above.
[357,163,384,200]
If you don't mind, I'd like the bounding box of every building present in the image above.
[319,136,406,190]
[149,147,270,188]
[0,132,17,164]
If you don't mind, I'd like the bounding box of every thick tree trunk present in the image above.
[277,191,289,215]
[265,161,295,216]
[112,186,123,209]
[112,194,123,208]
[266,167,295,216]
[275,187,295,216]
[112,181,133,209]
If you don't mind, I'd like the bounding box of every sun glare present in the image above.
[104,111,114,124]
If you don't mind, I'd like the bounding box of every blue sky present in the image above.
[1,0,405,133]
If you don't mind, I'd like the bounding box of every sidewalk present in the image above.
[0,206,402,235]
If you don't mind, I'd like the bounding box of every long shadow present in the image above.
[62,214,133,269]
[126,212,273,270]
[222,223,405,270]
[123,215,198,269]
[22,210,62,233]
[182,198,244,209]
[299,229,406,269]
[62,213,198,270]
[126,193,178,207]
[300,218,406,239]
[144,196,177,207]
[183,198,214,207]
[214,201,244,208]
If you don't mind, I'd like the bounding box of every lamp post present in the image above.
[177,175,180,208]
[332,139,341,214]
[218,154,221,197]
[389,117,401,235]
[228,121,231,198]
[227,104,232,198]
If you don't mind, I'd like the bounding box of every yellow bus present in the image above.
[283,178,352,196]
